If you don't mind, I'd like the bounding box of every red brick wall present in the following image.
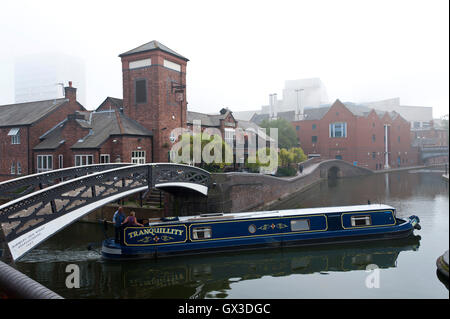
[0,92,85,180]
[121,50,187,163]
[0,126,29,181]
[292,100,418,170]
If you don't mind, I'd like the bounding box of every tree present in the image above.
[290,147,307,163]
[171,132,233,172]
[259,118,299,149]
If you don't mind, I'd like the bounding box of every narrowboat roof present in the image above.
[153,204,395,225]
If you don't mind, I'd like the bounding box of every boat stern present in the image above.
[101,239,123,259]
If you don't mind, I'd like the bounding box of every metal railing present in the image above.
[0,260,63,299]
[0,163,210,261]
[0,163,134,199]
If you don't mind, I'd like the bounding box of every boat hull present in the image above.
[101,214,418,260]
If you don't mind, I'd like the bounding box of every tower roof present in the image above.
[119,40,189,61]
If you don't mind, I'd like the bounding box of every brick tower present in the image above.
[119,40,188,162]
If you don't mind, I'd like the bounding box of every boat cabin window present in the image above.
[192,227,212,239]
[291,219,310,231]
[351,215,372,227]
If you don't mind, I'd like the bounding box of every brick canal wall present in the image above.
[207,160,373,213]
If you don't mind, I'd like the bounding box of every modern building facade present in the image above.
[261,78,329,120]
[14,53,86,106]
[361,98,433,130]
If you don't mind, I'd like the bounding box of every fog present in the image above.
[0,0,448,118]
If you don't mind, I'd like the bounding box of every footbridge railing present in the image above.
[0,163,134,199]
[0,163,210,261]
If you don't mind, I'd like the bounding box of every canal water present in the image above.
[14,170,449,299]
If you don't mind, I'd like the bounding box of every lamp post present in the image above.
[384,124,390,169]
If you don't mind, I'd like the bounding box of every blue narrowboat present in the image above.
[101,204,421,260]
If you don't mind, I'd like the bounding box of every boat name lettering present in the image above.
[128,227,184,239]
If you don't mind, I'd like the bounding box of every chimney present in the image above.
[64,81,77,103]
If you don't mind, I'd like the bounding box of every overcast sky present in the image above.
[0,0,448,118]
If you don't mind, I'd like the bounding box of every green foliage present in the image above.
[276,166,297,177]
[245,147,279,173]
[278,147,307,168]
[173,132,233,172]
[259,118,299,149]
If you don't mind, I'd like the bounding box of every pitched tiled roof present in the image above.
[96,97,123,111]
[250,110,296,125]
[0,98,68,127]
[187,110,231,127]
[35,110,152,150]
[119,40,189,61]
[250,100,407,124]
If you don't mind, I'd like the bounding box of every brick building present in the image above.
[289,100,418,170]
[119,40,188,163]
[0,82,85,181]
[0,40,272,181]
[34,109,153,170]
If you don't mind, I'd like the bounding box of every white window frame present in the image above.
[291,219,310,231]
[75,154,94,166]
[192,227,212,240]
[8,128,20,144]
[17,162,22,175]
[351,215,372,227]
[37,155,53,173]
[329,122,347,138]
[131,150,146,164]
[224,128,235,147]
[10,163,15,175]
[58,155,64,169]
[100,154,110,164]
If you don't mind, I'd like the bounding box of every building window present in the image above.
[398,136,401,143]
[312,124,317,130]
[351,215,371,227]
[75,155,93,166]
[10,163,15,175]
[372,152,376,159]
[37,155,53,173]
[58,155,64,169]
[296,126,300,131]
[372,134,376,143]
[329,122,347,138]
[100,154,110,164]
[17,162,21,175]
[224,128,234,147]
[192,227,212,240]
[8,128,20,144]
[291,219,310,231]
[312,136,318,143]
[131,151,146,164]
[135,79,147,104]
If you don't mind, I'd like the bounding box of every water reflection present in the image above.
[274,170,449,210]
[12,170,448,298]
[17,235,421,299]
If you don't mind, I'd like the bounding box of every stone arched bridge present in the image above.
[207,159,373,214]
